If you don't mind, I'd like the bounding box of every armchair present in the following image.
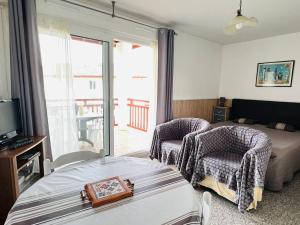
[189,126,272,212]
[150,118,211,165]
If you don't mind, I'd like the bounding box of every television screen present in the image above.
[0,100,22,141]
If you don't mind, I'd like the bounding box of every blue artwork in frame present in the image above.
[256,60,295,87]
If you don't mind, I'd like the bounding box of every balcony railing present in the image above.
[75,98,150,132]
[75,98,119,126]
[127,98,150,132]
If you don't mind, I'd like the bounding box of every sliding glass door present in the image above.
[70,35,110,156]
[39,20,157,158]
[113,40,156,156]
[39,28,111,159]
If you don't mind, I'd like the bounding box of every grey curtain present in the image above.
[156,28,175,124]
[9,0,52,160]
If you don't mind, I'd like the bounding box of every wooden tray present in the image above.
[82,176,134,208]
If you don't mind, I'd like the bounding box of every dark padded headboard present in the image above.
[231,99,300,129]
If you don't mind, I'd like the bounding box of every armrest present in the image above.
[195,126,233,157]
[155,120,181,141]
[183,124,212,140]
[239,137,272,186]
[234,138,272,212]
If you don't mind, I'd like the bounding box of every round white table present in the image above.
[5,157,202,225]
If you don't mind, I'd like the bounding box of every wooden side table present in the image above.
[0,136,46,224]
[213,106,230,123]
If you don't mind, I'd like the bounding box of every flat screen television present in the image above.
[0,99,22,145]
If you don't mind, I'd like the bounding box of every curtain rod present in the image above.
[60,0,177,35]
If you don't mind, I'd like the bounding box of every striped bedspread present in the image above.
[5,157,201,225]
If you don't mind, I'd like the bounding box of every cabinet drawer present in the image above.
[214,107,225,115]
[213,114,225,123]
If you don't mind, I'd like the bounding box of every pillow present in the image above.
[267,122,295,132]
[233,118,257,125]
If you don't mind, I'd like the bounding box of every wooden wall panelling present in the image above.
[225,99,232,107]
[172,99,219,122]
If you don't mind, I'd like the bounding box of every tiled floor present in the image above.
[114,128,152,156]
[133,157,300,225]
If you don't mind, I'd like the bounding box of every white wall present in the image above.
[220,32,300,102]
[173,32,222,100]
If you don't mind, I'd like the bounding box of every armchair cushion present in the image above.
[202,151,244,190]
[186,126,272,212]
[150,118,211,165]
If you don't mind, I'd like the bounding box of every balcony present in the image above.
[75,98,153,156]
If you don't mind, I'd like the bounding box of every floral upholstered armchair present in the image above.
[150,118,211,165]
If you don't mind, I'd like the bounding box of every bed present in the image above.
[213,99,300,192]
[195,99,300,211]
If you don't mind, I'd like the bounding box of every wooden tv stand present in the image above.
[0,136,46,225]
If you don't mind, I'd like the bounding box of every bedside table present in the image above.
[213,106,230,123]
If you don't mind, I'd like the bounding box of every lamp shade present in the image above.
[224,15,258,35]
[245,17,258,27]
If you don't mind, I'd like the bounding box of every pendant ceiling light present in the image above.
[224,0,258,35]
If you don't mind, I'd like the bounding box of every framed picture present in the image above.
[256,60,295,87]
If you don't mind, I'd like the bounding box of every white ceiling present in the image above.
[89,0,300,44]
